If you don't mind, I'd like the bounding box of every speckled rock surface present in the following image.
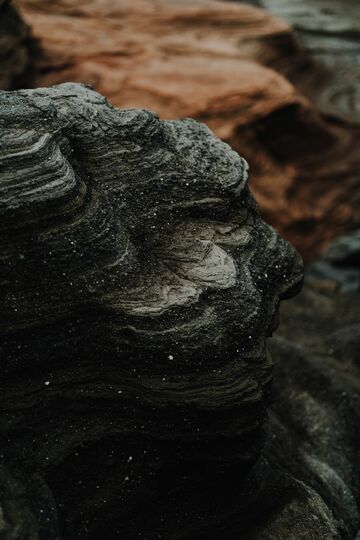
[0,83,304,539]
[0,0,35,89]
[15,0,360,261]
[1,84,359,539]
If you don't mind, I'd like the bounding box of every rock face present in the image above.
[0,0,35,90]
[15,0,360,261]
[0,83,305,539]
[1,84,359,540]
[235,0,360,121]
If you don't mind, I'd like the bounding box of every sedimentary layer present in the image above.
[0,83,304,539]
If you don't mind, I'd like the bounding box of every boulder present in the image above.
[0,83,359,539]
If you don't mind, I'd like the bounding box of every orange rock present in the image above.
[16,0,360,261]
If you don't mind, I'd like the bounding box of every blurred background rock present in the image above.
[6,0,360,262]
[0,0,35,89]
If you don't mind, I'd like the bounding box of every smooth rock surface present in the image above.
[15,0,360,261]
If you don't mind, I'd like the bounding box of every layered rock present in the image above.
[1,83,360,539]
[15,0,360,261]
[0,83,304,539]
[1,82,359,540]
[0,0,35,89]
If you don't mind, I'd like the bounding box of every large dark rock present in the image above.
[0,84,358,539]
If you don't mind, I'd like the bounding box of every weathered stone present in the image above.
[15,0,360,261]
[0,83,304,539]
[1,83,359,540]
[267,280,360,539]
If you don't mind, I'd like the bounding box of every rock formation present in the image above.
[0,0,35,90]
[14,0,360,261]
[1,83,359,539]
[234,0,360,122]
[266,279,360,540]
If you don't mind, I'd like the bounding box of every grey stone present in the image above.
[0,83,358,539]
[307,230,360,292]
[231,0,360,121]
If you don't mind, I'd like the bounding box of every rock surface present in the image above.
[307,229,360,292]
[264,230,360,539]
[0,83,359,539]
[0,0,35,90]
[15,0,360,261]
[0,83,303,539]
[234,0,360,121]
[268,280,360,540]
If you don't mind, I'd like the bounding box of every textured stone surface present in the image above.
[1,83,359,540]
[267,281,360,540]
[0,0,35,89]
[0,83,304,539]
[15,0,360,261]
[265,231,360,540]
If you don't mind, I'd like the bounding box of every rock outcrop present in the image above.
[1,84,359,539]
[235,0,360,121]
[0,0,35,89]
[0,83,303,539]
[15,0,360,261]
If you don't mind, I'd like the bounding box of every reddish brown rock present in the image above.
[17,0,360,261]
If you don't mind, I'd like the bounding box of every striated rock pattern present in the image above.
[15,0,360,261]
[0,0,35,90]
[1,83,359,540]
[0,83,305,539]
